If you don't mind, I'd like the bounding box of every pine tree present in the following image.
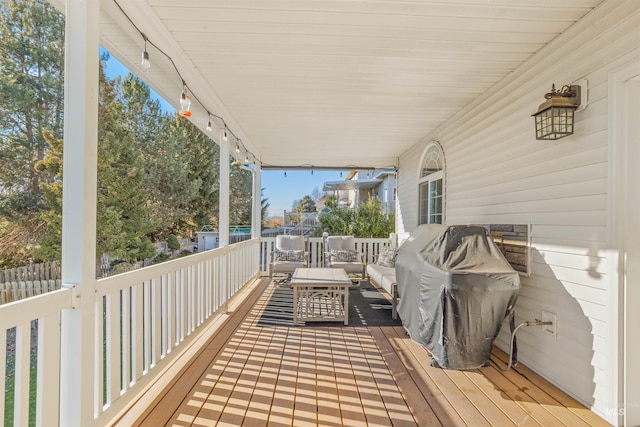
[295,195,317,213]
[0,0,64,265]
[32,129,62,261]
[230,166,252,225]
[175,115,219,231]
[118,73,200,239]
[95,61,156,262]
[0,0,64,218]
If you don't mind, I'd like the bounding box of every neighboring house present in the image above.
[394,3,639,423]
[322,168,396,214]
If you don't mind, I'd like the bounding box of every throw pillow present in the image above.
[376,247,398,268]
[330,249,359,262]
[275,249,304,262]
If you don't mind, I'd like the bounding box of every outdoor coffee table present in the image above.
[291,268,351,325]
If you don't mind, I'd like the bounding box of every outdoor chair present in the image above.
[269,235,308,280]
[325,235,366,280]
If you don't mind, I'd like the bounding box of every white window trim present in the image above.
[418,142,446,225]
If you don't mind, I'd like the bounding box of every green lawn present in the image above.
[4,325,38,427]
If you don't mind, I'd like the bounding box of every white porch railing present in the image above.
[259,236,391,272]
[0,236,390,426]
[0,238,260,426]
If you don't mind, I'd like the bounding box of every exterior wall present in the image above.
[396,1,640,423]
[379,174,396,214]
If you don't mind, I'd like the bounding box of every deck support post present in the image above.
[59,0,100,425]
[219,131,230,248]
[252,163,262,240]
[219,131,230,311]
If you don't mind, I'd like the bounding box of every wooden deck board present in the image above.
[326,327,368,426]
[491,348,611,427]
[383,326,468,426]
[367,327,441,425]
[341,327,394,425]
[463,368,544,427]
[488,351,592,427]
[120,280,611,427]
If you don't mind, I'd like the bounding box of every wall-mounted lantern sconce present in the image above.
[532,84,581,140]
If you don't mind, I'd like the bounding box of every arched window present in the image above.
[418,143,445,225]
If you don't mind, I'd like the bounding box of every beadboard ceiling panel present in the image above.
[53,0,604,168]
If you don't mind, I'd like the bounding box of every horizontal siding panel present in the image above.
[534,239,611,256]
[528,263,608,295]
[505,337,601,406]
[533,249,608,275]
[396,144,423,233]
[530,225,607,242]
[447,193,607,215]
[448,145,608,194]
[531,247,609,277]
[517,287,606,322]
[503,302,609,343]
[448,176,607,210]
[449,210,606,227]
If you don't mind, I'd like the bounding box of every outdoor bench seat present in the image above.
[366,263,398,319]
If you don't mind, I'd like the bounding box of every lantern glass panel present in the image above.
[534,107,575,140]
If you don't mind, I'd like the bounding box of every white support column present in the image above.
[59,0,99,425]
[252,163,262,239]
[219,132,230,247]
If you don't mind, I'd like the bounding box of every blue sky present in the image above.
[101,48,339,218]
[261,170,343,217]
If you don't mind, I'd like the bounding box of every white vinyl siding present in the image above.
[395,1,640,423]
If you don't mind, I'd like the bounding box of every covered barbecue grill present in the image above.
[396,224,520,370]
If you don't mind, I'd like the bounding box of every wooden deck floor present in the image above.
[120,278,610,427]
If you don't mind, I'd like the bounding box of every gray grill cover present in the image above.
[396,224,520,369]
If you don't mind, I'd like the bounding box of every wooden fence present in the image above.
[0,261,62,305]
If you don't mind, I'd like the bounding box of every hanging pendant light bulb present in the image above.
[223,126,229,142]
[235,141,240,153]
[206,113,212,132]
[179,82,191,117]
[244,152,249,163]
[141,34,151,69]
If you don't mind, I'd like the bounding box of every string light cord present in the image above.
[111,0,257,163]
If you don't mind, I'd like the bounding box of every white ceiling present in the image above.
[62,0,605,169]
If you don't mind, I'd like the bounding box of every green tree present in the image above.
[315,195,353,235]
[261,188,270,227]
[0,0,64,266]
[32,129,62,261]
[36,60,157,263]
[0,0,64,217]
[166,234,180,251]
[352,198,395,238]
[118,73,200,239]
[95,63,156,262]
[177,115,218,231]
[316,196,394,238]
[294,195,317,213]
[229,165,252,225]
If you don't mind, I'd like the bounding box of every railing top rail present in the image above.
[0,287,72,330]
[97,238,259,295]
